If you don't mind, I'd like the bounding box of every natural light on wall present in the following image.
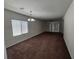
[11,20,28,36]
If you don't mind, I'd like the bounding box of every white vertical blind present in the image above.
[21,21,28,34]
[49,22,60,32]
[11,20,28,36]
[11,20,21,36]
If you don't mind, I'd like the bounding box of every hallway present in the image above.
[7,32,71,59]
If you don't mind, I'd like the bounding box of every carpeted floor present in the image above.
[7,32,71,59]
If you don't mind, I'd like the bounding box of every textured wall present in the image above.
[64,1,74,59]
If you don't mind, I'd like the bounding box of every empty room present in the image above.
[4,0,74,59]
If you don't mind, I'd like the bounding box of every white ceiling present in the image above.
[4,0,73,19]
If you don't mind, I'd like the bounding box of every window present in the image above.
[21,21,28,34]
[11,20,28,36]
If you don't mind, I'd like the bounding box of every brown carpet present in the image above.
[7,32,71,59]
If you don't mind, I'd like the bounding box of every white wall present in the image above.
[4,9,44,48]
[4,46,7,59]
[64,1,74,59]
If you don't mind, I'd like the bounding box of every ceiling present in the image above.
[4,0,73,19]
